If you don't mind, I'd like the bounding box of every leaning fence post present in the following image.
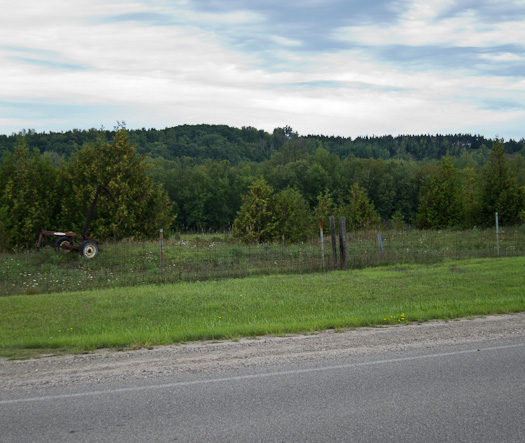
[338,216,347,269]
[330,216,337,268]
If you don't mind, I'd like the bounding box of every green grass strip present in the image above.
[1,257,524,358]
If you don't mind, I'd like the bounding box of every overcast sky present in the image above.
[1,0,524,139]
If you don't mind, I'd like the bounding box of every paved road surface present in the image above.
[2,328,524,442]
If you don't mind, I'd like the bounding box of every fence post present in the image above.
[330,216,337,268]
[338,216,347,269]
[159,228,164,279]
[377,233,384,254]
[495,212,500,257]
[320,219,325,271]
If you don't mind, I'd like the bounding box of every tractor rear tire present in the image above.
[54,237,72,252]
[80,241,99,259]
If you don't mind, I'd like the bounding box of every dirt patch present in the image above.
[1,313,524,391]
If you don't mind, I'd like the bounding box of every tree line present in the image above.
[0,125,524,250]
[0,130,173,251]
[2,124,524,164]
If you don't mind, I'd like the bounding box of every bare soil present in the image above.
[1,313,524,391]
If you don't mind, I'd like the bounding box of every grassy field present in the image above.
[1,226,524,296]
[1,256,524,359]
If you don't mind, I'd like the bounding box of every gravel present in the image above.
[1,313,524,391]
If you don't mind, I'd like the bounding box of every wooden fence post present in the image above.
[159,228,164,279]
[338,216,347,269]
[330,216,337,268]
[495,212,500,257]
[320,219,325,271]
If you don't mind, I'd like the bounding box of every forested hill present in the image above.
[1,125,524,248]
[1,124,524,164]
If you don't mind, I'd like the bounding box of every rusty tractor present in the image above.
[36,185,114,259]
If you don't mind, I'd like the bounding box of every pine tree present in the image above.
[59,129,174,240]
[479,141,520,226]
[273,187,312,243]
[416,157,464,229]
[232,179,278,243]
[0,139,59,249]
[339,184,381,230]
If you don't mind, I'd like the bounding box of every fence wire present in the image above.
[1,227,524,296]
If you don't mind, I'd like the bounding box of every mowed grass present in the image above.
[1,257,524,359]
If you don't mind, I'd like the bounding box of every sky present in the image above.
[1,0,524,139]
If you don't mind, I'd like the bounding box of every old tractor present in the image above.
[36,185,114,259]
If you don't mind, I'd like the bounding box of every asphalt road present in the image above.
[2,336,524,442]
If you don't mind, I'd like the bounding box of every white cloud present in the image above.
[0,0,524,139]
[479,52,523,62]
[333,0,525,48]
[270,35,303,47]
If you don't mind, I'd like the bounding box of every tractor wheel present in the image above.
[80,241,99,259]
[54,237,72,252]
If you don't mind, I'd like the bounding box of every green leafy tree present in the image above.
[516,184,525,224]
[314,189,336,235]
[179,167,213,229]
[479,141,521,226]
[233,180,313,243]
[273,188,312,243]
[0,139,59,249]
[386,161,419,225]
[338,184,381,230]
[59,129,174,240]
[233,179,278,243]
[458,166,480,228]
[416,157,465,229]
[203,160,251,230]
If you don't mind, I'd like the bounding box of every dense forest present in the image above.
[0,124,524,249]
[2,124,524,164]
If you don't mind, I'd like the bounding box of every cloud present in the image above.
[333,0,525,48]
[0,0,524,139]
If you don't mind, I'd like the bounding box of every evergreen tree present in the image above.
[416,157,464,229]
[0,139,59,249]
[458,166,480,228]
[479,141,520,226]
[338,184,380,230]
[233,179,278,243]
[59,129,174,240]
[273,188,312,243]
[314,189,336,235]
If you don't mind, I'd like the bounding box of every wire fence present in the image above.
[1,227,524,296]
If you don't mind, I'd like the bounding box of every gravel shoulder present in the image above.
[1,313,524,391]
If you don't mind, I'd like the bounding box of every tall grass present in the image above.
[1,227,524,296]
